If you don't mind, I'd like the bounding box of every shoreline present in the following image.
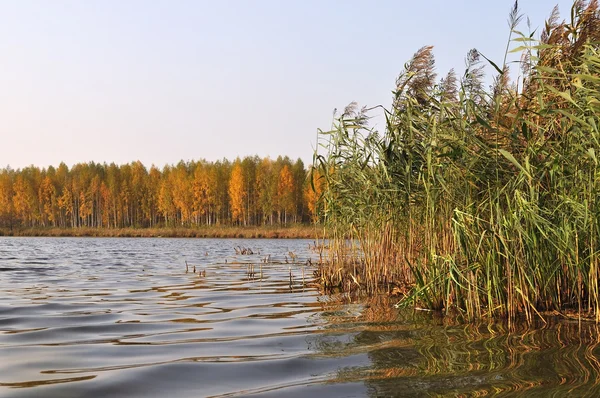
[0,225,323,239]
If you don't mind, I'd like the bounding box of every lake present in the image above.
[1,237,600,397]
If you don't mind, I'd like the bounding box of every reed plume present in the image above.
[314,0,600,323]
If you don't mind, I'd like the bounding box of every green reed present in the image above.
[314,0,600,322]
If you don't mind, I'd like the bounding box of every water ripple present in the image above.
[1,237,600,397]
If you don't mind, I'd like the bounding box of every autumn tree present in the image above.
[208,160,230,225]
[171,161,193,225]
[0,169,15,228]
[104,163,121,228]
[99,181,111,228]
[229,161,246,225]
[13,175,36,226]
[192,161,211,225]
[256,158,275,225]
[158,165,177,226]
[291,158,306,223]
[145,166,161,227]
[119,164,133,227]
[0,156,311,230]
[38,175,57,227]
[277,164,295,224]
[130,161,148,227]
[241,156,258,225]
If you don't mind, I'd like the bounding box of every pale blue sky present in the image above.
[0,0,574,170]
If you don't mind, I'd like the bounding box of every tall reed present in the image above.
[314,0,600,322]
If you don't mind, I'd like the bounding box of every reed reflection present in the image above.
[311,296,600,396]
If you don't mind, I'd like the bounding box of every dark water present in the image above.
[1,238,600,397]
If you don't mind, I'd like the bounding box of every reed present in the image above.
[314,0,600,322]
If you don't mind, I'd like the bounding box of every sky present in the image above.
[0,0,576,170]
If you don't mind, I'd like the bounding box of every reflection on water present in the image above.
[0,238,599,397]
[314,296,600,396]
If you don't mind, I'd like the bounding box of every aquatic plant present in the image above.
[314,0,600,323]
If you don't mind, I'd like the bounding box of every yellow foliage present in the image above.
[277,165,294,221]
[229,163,246,224]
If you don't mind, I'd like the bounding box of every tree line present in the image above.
[0,156,322,229]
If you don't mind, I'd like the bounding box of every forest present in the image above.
[0,156,321,230]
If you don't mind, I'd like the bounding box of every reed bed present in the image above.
[0,224,319,239]
[313,0,600,322]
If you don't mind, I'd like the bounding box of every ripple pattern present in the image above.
[1,238,600,397]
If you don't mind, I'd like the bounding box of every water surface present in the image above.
[1,237,600,397]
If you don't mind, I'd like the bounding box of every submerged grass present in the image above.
[314,1,600,322]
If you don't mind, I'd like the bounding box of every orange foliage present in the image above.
[0,157,314,229]
[229,162,246,224]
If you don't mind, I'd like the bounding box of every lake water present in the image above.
[1,237,600,397]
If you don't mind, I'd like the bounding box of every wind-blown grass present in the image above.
[313,0,600,323]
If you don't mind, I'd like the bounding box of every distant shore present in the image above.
[0,225,322,239]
